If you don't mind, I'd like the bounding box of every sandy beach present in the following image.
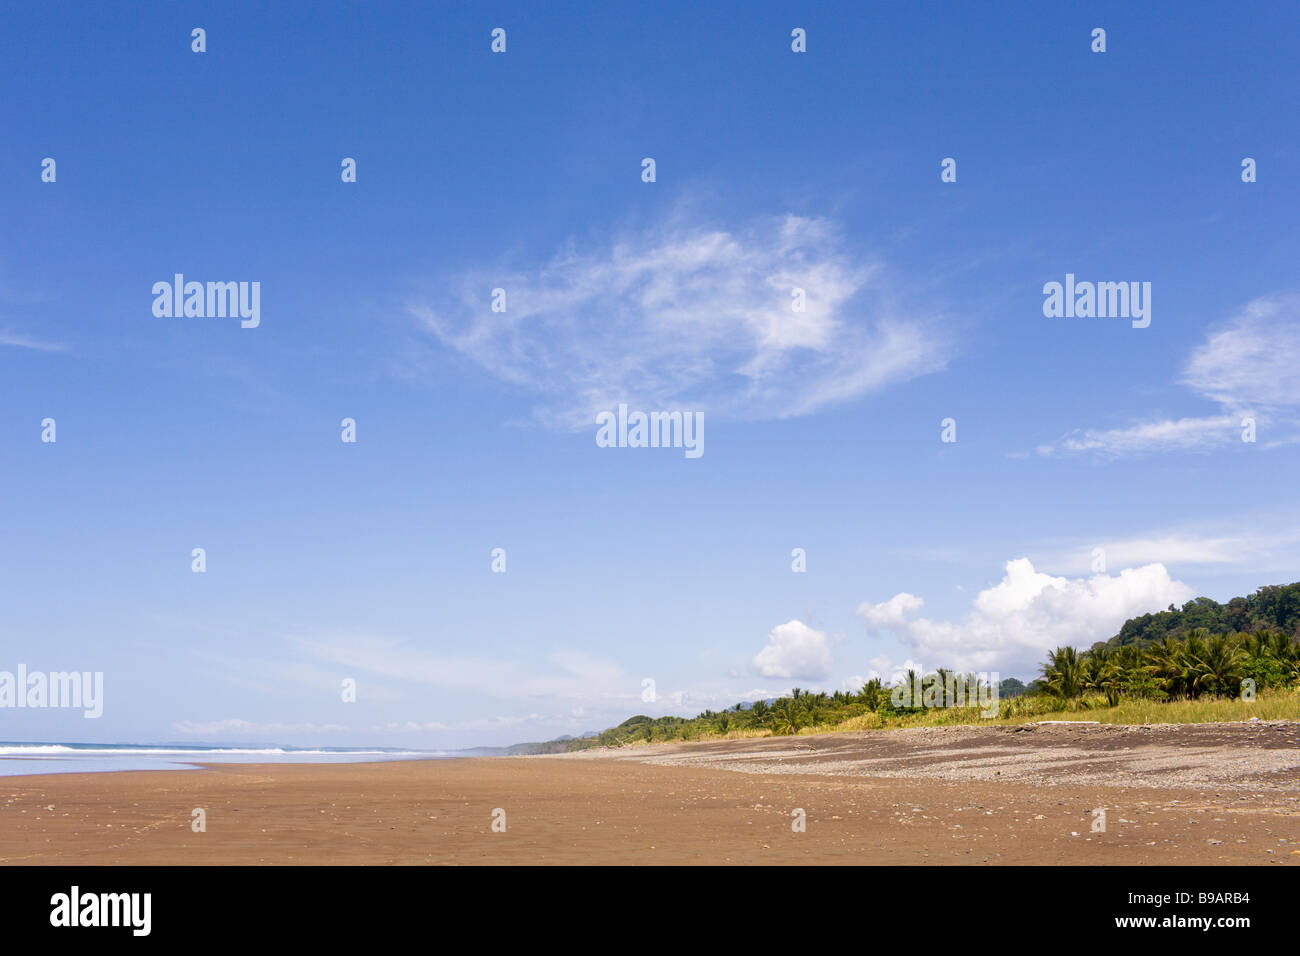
[3,721,1299,865]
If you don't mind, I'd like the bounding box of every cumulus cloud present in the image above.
[413,209,948,426]
[857,558,1194,675]
[858,592,925,628]
[1037,293,1300,457]
[752,620,835,680]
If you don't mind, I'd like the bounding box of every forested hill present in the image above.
[1102,582,1300,650]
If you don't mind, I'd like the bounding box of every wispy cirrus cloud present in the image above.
[296,633,632,703]
[1036,517,1300,577]
[412,209,950,427]
[171,718,347,736]
[0,328,64,351]
[1181,294,1300,409]
[1036,293,1300,458]
[1042,414,1242,457]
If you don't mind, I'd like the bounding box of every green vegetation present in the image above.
[1104,582,1300,648]
[536,584,1300,752]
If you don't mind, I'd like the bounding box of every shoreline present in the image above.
[0,755,470,784]
[0,753,447,781]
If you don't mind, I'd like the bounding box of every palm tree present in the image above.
[899,668,921,711]
[1180,629,1212,698]
[1116,643,1144,674]
[1041,646,1084,698]
[1080,646,1107,690]
[1187,632,1245,697]
[1111,644,1147,699]
[1082,646,1122,706]
[766,698,802,736]
[960,672,986,705]
[1266,629,1298,664]
[859,678,884,711]
[935,667,952,704]
[1147,635,1188,697]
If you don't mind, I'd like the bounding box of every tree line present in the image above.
[551,584,1300,750]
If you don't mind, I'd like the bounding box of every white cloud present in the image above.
[0,329,63,351]
[751,619,834,680]
[858,592,924,628]
[1181,293,1300,409]
[857,558,1194,675]
[1046,530,1299,575]
[1040,414,1240,457]
[413,209,948,426]
[1038,293,1300,457]
[377,714,549,734]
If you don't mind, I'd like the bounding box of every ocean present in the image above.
[0,742,454,777]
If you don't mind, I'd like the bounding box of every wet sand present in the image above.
[3,721,1299,865]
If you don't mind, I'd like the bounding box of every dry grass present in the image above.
[811,688,1300,737]
[1005,687,1300,726]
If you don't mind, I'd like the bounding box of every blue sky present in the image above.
[2,1,1298,748]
